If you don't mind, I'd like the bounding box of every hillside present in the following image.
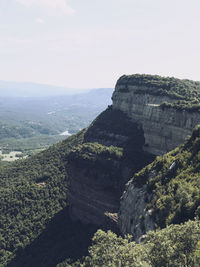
[0,130,102,266]
[119,124,200,238]
[0,74,200,266]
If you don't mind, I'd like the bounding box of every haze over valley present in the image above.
[0,85,113,162]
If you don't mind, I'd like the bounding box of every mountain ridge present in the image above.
[0,80,113,97]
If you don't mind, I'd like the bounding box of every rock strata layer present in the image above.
[68,108,154,228]
[68,144,121,231]
[112,81,200,155]
[68,74,200,238]
[118,182,155,242]
[115,75,200,239]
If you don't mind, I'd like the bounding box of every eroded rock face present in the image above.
[67,109,154,229]
[115,75,200,239]
[112,84,200,155]
[67,144,122,231]
[68,75,200,237]
[118,183,155,242]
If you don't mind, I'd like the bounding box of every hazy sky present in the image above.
[0,0,200,89]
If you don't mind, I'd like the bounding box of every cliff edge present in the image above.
[112,74,200,155]
[68,74,200,238]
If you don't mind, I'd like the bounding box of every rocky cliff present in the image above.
[118,125,200,240]
[68,143,121,230]
[112,75,200,155]
[115,74,200,240]
[118,176,155,241]
[68,74,200,239]
[68,108,154,228]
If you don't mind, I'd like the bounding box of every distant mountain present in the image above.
[0,80,91,97]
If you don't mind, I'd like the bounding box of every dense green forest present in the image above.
[69,220,200,267]
[0,130,88,266]
[118,74,200,110]
[118,74,200,100]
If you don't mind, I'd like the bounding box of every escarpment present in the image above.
[68,108,154,228]
[68,143,122,230]
[68,74,200,239]
[112,74,200,155]
[115,75,200,239]
[119,125,200,239]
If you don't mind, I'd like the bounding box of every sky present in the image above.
[0,0,200,89]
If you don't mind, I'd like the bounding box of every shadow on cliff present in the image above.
[7,207,98,267]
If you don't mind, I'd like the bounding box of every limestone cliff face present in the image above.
[112,82,200,155]
[68,109,154,229]
[68,74,200,238]
[68,144,121,230]
[118,173,156,241]
[118,184,154,241]
[115,75,200,239]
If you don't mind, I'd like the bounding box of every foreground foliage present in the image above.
[69,220,200,267]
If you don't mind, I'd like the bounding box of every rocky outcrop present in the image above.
[118,182,155,242]
[67,143,122,231]
[68,109,154,228]
[68,74,200,238]
[118,158,160,241]
[112,80,200,155]
[115,74,200,239]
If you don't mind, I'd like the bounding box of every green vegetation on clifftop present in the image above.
[118,74,200,100]
[117,74,200,111]
[69,220,200,267]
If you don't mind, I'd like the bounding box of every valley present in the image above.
[0,88,113,159]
